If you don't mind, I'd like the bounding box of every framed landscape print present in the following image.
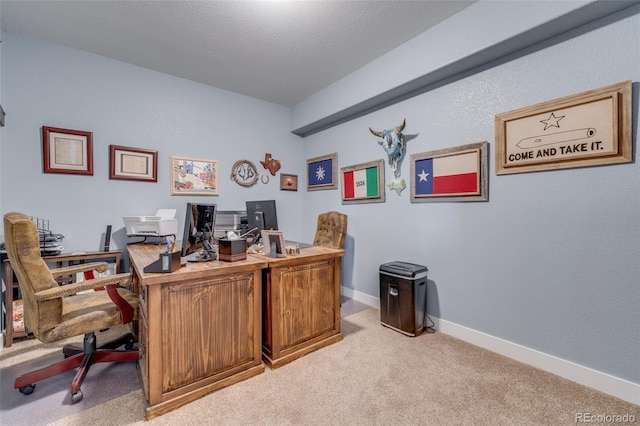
[410,141,488,203]
[109,145,158,182]
[42,126,93,175]
[341,159,385,204]
[170,156,218,196]
[306,153,337,191]
[495,80,632,175]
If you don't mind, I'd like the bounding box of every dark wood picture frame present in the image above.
[109,145,158,182]
[42,126,93,175]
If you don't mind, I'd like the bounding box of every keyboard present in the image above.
[284,240,314,249]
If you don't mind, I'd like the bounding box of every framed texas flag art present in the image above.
[341,159,385,204]
[410,141,488,203]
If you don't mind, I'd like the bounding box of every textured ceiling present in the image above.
[1,1,475,107]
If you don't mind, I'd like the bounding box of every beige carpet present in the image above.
[28,308,638,425]
[0,326,139,425]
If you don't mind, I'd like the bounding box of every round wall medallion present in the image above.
[230,159,259,187]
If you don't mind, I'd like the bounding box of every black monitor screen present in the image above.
[245,200,278,235]
[181,203,216,258]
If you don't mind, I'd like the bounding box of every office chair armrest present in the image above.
[106,282,135,324]
[34,273,133,301]
[50,261,109,277]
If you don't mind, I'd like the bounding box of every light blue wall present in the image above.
[299,5,640,386]
[0,3,4,221]
[1,32,304,258]
[1,1,638,391]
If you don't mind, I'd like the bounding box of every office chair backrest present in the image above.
[313,211,347,249]
[4,212,63,337]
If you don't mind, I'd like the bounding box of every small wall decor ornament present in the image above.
[369,118,408,194]
[230,159,260,187]
[260,153,281,176]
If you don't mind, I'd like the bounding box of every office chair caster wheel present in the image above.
[71,390,83,404]
[19,384,36,395]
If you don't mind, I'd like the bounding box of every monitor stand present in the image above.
[186,240,216,262]
[186,251,214,262]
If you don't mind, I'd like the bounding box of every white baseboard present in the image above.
[341,286,379,309]
[341,287,639,405]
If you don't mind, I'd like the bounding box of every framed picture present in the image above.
[306,153,338,191]
[341,159,385,204]
[170,155,218,196]
[0,104,5,127]
[109,145,158,182]
[261,230,286,258]
[280,173,298,191]
[410,141,488,203]
[495,80,632,175]
[42,126,93,175]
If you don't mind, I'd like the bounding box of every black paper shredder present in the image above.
[379,261,429,336]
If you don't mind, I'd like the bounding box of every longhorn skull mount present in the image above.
[369,118,407,179]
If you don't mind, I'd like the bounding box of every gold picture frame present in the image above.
[109,145,158,182]
[42,126,93,175]
[495,80,632,175]
[170,155,218,196]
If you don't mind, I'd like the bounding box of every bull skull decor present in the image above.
[369,118,408,195]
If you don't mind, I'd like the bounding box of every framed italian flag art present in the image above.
[410,141,488,203]
[341,159,385,204]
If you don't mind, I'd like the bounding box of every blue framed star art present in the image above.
[306,152,338,191]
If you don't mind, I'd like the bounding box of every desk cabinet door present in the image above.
[277,261,336,350]
[160,274,257,393]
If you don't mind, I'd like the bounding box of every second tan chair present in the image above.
[313,211,348,249]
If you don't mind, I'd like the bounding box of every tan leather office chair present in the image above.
[313,211,347,249]
[3,212,139,403]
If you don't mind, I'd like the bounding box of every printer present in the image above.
[123,209,178,237]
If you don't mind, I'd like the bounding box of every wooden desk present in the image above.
[253,246,345,369]
[127,244,267,420]
[2,250,121,347]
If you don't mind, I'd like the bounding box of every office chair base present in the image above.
[14,332,139,403]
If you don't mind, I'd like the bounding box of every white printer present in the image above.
[123,209,178,237]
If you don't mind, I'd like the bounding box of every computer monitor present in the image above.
[245,200,278,244]
[181,203,217,262]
